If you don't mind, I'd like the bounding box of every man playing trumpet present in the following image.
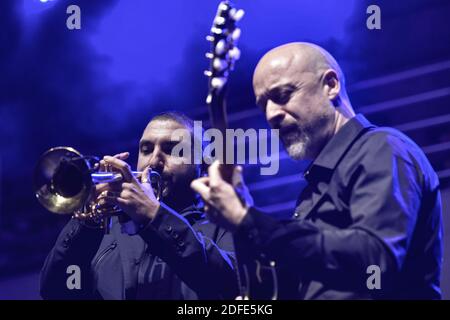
[40,112,238,300]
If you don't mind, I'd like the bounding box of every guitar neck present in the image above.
[207,84,229,134]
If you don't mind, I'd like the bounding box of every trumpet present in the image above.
[33,146,162,229]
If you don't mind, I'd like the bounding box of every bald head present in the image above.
[253,42,346,98]
[252,42,354,161]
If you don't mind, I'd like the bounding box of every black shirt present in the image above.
[236,114,442,299]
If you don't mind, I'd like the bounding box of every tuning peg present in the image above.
[215,39,226,55]
[231,28,241,42]
[218,2,229,12]
[211,77,227,89]
[213,58,228,71]
[204,70,213,77]
[228,47,241,61]
[229,8,245,22]
[211,27,223,35]
[214,16,226,25]
[205,52,214,59]
[206,35,215,42]
[206,93,213,105]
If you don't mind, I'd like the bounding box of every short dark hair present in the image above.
[149,111,207,173]
[149,111,205,147]
[150,111,196,133]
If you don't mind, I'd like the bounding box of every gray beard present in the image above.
[282,130,310,160]
[286,140,307,160]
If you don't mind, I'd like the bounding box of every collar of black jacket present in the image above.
[303,114,375,183]
[179,203,206,224]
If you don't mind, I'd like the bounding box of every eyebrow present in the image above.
[139,137,184,148]
[139,139,153,147]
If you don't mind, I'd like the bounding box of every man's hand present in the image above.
[191,161,253,232]
[94,152,129,214]
[100,155,160,225]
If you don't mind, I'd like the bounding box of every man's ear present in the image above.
[323,69,341,106]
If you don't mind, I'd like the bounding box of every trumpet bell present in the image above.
[34,147,93,214]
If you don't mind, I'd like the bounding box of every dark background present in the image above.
[0,0,449,299]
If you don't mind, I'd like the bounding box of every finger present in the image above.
[190,179,210,201]
[119,189,133,199]
[96,180,122,194]
[107,180,123,191]
[193,176,210,186]
[121,182,135,191]
[96,196,118,207]
[100,155,120,173]
[116,197,130,206]
[101,152,129,169]
[208,160,223,187]
[114,152,129,160]
[99,159,108,172]
[140,166,151,185]
[97,190,120,200]
[95,183,110,195]
[104,156,135,182]
[232,165,244,187]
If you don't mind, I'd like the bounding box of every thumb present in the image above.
[140,166,152,186]
[232,165,244,187]
[140,166,159,200]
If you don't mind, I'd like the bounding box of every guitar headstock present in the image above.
[205,1,244,106]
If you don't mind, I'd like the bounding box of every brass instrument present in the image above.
[33,146,161,230]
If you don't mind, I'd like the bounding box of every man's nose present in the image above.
[147,148,164,172]
[266,100,285,128]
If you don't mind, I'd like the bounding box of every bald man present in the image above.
[192,42,442,299]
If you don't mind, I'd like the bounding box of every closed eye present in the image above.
[256,84,297,109]
[269,87,295,105]
[140,142,154,155]
[161,141,179,156]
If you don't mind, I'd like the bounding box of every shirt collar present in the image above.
[180,202,205,220]
[304,114,375,182]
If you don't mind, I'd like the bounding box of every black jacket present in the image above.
[235,114,442,299]
[41,203,238,299]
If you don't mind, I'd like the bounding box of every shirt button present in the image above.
[165,225,172,233]
[173,233,179,240]
[178,241,185,248]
